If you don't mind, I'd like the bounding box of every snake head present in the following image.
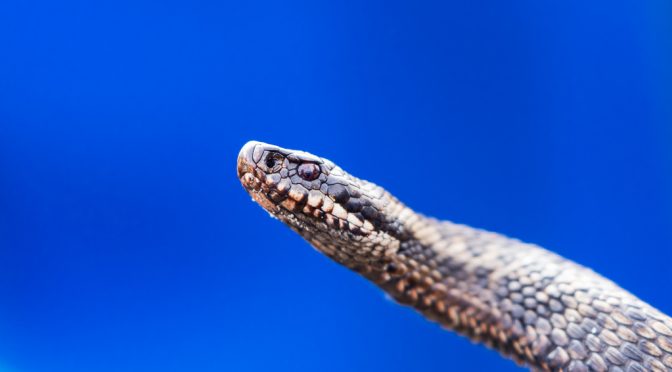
[237,141,406,265]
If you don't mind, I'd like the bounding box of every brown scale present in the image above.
[238,141,672,372]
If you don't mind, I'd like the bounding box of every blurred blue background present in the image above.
[1,1,671,371]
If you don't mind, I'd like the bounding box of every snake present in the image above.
[236,141,672,371]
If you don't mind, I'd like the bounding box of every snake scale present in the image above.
[237,141,672,371]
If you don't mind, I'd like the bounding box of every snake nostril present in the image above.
[263,153,284,172]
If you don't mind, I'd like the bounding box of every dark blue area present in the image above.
[1,1,671,371]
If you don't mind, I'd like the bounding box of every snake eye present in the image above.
[263,153,284,172]
[298,163,320,181]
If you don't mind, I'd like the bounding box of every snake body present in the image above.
[237,141,672,371]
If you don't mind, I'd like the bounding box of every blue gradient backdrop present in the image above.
[1,1,671,371]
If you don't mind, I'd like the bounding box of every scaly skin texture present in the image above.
[237,141,672,371]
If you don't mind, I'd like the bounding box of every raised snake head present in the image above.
[237,141,411,268]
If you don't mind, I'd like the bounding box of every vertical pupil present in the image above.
[298,163,319,180]
[265,158,275,168]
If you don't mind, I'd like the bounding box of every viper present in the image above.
[237,141,672,371]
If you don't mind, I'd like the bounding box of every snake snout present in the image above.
[236,141,262,179]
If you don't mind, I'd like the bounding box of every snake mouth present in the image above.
[237,141,282,213]
[237,141,269,193]
[239,170,282,214]
[236,141,259,180]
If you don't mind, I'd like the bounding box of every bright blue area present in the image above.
[1,1,671,371]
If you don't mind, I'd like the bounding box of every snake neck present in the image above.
[300,194,518,355]
[288,180,421,271]
[369,217,529,360]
